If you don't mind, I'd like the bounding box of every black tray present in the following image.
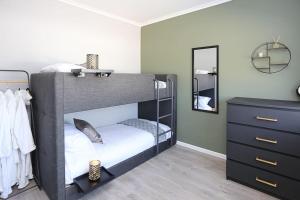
[73,167,115,193]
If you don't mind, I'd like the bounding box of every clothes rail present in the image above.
[0,69,30,83]
[0,69,40,189]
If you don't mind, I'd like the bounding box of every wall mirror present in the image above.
[192,45,219,113]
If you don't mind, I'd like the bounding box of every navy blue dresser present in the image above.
[227,97,300,200]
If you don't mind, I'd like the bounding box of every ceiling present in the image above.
[58,0,231,26]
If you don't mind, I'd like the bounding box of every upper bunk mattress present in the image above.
[65,120,171,184]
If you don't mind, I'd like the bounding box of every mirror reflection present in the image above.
[192,46,219,113]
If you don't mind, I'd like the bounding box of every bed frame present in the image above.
[30,72,177,200]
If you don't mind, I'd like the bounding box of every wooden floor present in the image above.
[8,145,277,200]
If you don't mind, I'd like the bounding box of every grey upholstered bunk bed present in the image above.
[30,72,177,200]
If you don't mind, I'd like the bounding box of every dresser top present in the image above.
[228,97,300,111]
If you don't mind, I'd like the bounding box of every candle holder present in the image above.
[86,54,99,69]
[89,160,101,181]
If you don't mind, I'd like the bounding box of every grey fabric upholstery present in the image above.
[63,73,156,113]
[30,72,177,200]
[31,73,65,200]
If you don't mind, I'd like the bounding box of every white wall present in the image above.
[64,103,138,127]
[0,0,140,74]
[194,48,217,72]
[0,0,141,121]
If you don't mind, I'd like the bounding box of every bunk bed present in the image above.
[30,72,177,200]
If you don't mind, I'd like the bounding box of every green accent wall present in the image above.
[141,0,300,154]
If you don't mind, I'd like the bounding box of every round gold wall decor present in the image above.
[251,42,291,74]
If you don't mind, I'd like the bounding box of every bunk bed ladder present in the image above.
[155,79,174,154]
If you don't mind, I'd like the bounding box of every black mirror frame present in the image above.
[192,45,219,114]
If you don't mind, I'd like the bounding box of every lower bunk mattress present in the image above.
[64,119,171,184]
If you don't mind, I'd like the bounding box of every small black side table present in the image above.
[74,167,115,193]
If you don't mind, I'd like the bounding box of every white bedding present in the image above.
[40,63,84,73]
[155,81,167,89]
[194,95,212,111]
[65,120,171,184]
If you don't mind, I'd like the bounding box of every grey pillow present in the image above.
[73,118,103,143]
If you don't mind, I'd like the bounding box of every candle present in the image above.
[89,160,101,181]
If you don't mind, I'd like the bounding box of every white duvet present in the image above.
[64,120,171,184]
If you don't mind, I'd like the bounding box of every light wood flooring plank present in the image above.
[8,145,278,200]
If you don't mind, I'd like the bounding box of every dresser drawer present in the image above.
[227,160,300,200]
[227,104,300,133]
[227,123,300,157]
[227,142,300,180]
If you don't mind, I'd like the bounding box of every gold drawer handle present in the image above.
[255,137,278,144]
[256,157,278,166]
[256,116,278,122]
[256,177,277,188]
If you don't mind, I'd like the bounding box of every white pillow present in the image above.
[194,96,212,111]
[64,124,98,184]
[155,81,167,89]
[40,63,85,73]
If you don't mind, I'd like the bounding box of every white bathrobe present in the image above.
[0,92,13,198]
[4,90,19,187]
[0,92,4,195]
[14,90,36,189]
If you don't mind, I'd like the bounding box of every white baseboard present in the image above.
[176,141,226,160]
